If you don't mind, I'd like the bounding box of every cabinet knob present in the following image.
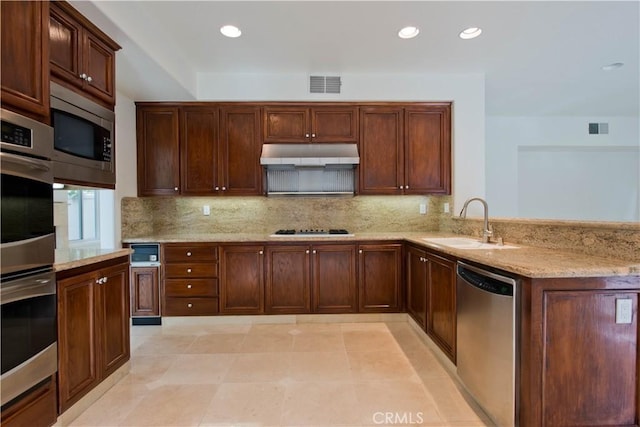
[96,277,102,284]
[259,250,263,255]
[103,276,108,283]
[406,185,410,189]
[187,268,192,273]
[311,133,316,138]
[312,250,317,254]
[186,251,192,256]
[222,186,226,191]
[305,250,310,254]
[187,284,192,289]
[399,185,404,190]
[215,186,220,191]
[305,133,310,138]
[187,303,193,308]
[174,187,179,191]
[359,249,363,254]
[80,73,87,80]
[86,76,93,83]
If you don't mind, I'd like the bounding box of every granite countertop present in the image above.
[55,248,132,272]
[123,232,640,279]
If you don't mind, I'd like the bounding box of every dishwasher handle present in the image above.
[457,261,516,297]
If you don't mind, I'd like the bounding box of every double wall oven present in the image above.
[0,109,57,409]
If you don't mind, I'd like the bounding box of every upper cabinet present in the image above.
[0,1,50,122]
[136,104,262,197]
[49,1,121,109]
[359,104,451,195]
[263,106,358,143]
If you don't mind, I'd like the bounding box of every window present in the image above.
[67,189,99,242]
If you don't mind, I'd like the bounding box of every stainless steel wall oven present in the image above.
[0,108,57,409]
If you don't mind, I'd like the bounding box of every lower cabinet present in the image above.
[130,266,159,318]
[312,244,357,313]
[405,245,456,362]
[162,243,219,315]
[357,243,403,312]
[56,257,130,413]
[219,245,265,314]
[265,245,311,314]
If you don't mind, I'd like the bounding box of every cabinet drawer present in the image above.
[164,297,218,316]
[164,245,218,262]
[165,263,217,278]
[165,279,218,297]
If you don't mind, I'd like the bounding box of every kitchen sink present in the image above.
[422,237,519,250]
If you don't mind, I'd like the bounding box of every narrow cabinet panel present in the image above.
[219,245,264,314]
[312,244,357,313]
[406,245,427,329]
[136,106,180,196]
[180,107,218,195]
[265,245,311,314]
[358,243,403,312]
[425,252,456,361]
[130,267,160,317]
[98,263,130,376]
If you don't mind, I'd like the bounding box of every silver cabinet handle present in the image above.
[187,303,193,308]
[187,284,192,289]
[186,251,192,257]
[187,268,192,273]
[80,73,87,79]
[86,76,92,83]
[96,277,102,284]
[103,276,108,283]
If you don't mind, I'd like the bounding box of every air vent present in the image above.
[309,76,341,94]
[589,122,609,135]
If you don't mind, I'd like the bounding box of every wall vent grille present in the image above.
[309,76,341,94]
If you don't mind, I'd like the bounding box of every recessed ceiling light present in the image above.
[220,25,241,38]
[398,26,420,39]
[459,27,482,40]
[602,62,624,71]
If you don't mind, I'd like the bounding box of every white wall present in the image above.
[198,72,486,217]
[114,91,138,247]
[487,116,640,220]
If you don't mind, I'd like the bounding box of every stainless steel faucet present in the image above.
[459,197,493,243]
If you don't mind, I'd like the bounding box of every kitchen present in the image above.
[1,1,639,427]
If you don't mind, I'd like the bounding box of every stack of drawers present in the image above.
[163,244,219,315]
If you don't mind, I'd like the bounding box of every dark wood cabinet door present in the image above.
[311,107,358,143]
[57,271,99,412]
[265,245,311,314]
[426,252,456,362]
[180,107,218,195]
[1,1,50,121]
[130,267,159,317]
[98,263,130,377]
[49,3,82,89]
[404,105,451,194]
[263,107,310,143]
[312,244,357,313]
[136,106,180,196]
[406,245,427,329]
[219,106,262,195]
[83,30,116,105]
[219,245,264,314]
[359,107,404,195]
[540,290,638,426]
[358,243,403,312]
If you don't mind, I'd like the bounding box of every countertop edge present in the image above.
[54,248,132,272]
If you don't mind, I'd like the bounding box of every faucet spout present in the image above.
[459,197,493,243]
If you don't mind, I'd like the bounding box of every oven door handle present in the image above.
[0,152,51,171]
[0,271,56,305]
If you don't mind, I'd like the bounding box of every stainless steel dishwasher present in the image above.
[456,261,518,427]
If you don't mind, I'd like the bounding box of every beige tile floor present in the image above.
[69,320,492,427]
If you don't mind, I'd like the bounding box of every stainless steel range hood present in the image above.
[260,143,360,167]
[260,144,360,196]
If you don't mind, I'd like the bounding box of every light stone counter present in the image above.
[55,248,132,272]
[122,233,640,279]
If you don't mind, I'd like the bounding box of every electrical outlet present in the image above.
[616,299,633,324]
[203,205,210,216]
[419,203,427,215]
[443,203,450,213]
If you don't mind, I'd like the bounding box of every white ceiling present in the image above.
[74,1,639,116]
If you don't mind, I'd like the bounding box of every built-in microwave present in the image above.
[50,82,115,188]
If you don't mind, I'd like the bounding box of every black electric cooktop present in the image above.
[272,229,353,237]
